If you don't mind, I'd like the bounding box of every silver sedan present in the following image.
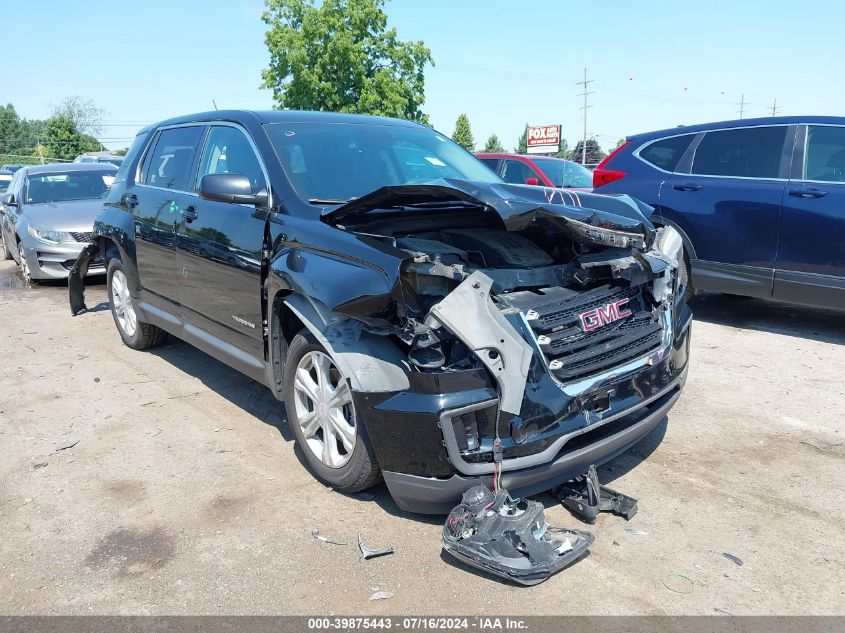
[0,163,117,282]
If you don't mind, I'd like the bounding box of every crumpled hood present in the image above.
[23,199,103,231]
[321,179,655,248]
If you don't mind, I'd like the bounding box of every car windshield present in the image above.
[265,122,502,203]
[0,176,11,193]
[100,157,124,167]
[25,170,115,204]
[531,159,593,188]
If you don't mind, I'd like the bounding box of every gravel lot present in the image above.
[0,258,843,615]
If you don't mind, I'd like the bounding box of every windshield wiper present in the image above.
[309,198,350,205]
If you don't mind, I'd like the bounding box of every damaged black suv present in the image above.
[70,111,691,514]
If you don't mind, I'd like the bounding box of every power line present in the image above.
[576,67,594,166]
[736,93,749,119]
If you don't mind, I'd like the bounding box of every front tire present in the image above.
[0,231,11,260]
[283,331,381,492]
[17,241,31,283]
[107,258,167,350]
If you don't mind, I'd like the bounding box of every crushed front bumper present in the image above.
[356,305,692,514]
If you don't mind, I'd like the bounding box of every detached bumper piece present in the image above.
[557,464,638,523]
[68,242,98,316]
[441,484,593,586]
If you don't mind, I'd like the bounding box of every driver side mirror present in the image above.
[525,177,540,186]
[0,192,17,208]
[199,173,268,207]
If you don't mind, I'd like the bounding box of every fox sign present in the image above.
[526,124,561,154]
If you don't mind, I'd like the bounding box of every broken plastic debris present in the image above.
[441,484,593,586]
[358,534,394,560]
[624,528,648,536]
[722,552,744,566]
[369,591,394,601]
[557,464,638,523]
[312,531,347,546]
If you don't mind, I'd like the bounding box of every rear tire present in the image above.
[107,258,168,350]
[283,330,381,493]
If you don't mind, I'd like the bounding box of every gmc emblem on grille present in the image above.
[579,298,632,332]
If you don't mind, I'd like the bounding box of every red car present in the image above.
[475,153,593,190]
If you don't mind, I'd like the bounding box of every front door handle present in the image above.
[788,187,828,199]
[673,183,701,192]
[182,205,198,223]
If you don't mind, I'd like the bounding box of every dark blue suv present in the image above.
[594,116,845,310]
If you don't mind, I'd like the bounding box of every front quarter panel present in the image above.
[92,202,138,288]
[268,212,407,322]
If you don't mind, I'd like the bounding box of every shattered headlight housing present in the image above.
[652,225,686,302]
[27,226,72,245]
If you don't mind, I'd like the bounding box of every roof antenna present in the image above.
[212,99,218,111]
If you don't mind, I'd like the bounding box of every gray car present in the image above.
[0,163,117,282]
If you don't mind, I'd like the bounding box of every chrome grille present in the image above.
[503,284,663,383]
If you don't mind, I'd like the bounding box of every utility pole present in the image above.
[736,94,749,119]
[576,67,594,165]
[770,98,780,117]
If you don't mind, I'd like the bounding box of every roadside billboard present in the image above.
[526,124,561,154]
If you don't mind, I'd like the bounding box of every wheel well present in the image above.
[652,218,697,261]
[269,292,306,395]
[100,238,120,262]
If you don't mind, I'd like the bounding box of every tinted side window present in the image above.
[112,131,149,189]
[479,158,501,173]
[804,125,845,183]
[639,134,695,172]
[196,126,266,193]
[142,126,203,191]
[502,160,536,184]
[692,126,787,178]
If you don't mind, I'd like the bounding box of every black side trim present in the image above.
[135,299,269,385]
[691,260,774,298]
[772,269,845,310]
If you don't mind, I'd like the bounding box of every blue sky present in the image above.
[5,1,844,151]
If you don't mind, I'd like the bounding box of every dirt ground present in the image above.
[0,258,843,616]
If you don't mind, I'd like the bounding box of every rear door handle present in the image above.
[788,187,828,199]
[124,193,139,209]
[181,205,198,223]
[673,183,701,192]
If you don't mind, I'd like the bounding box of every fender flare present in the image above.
[276,292,411,394]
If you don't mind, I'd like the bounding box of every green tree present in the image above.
[482,133,504,153]
[554,138,570,160]
[44,116,84,161]
[451,113,474,151]
[571,138,606,166]
[0,104,23,156]
[515,124,528,153]
[614,137,626,149]
[261,0,433,122]
[51,96,105,136]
